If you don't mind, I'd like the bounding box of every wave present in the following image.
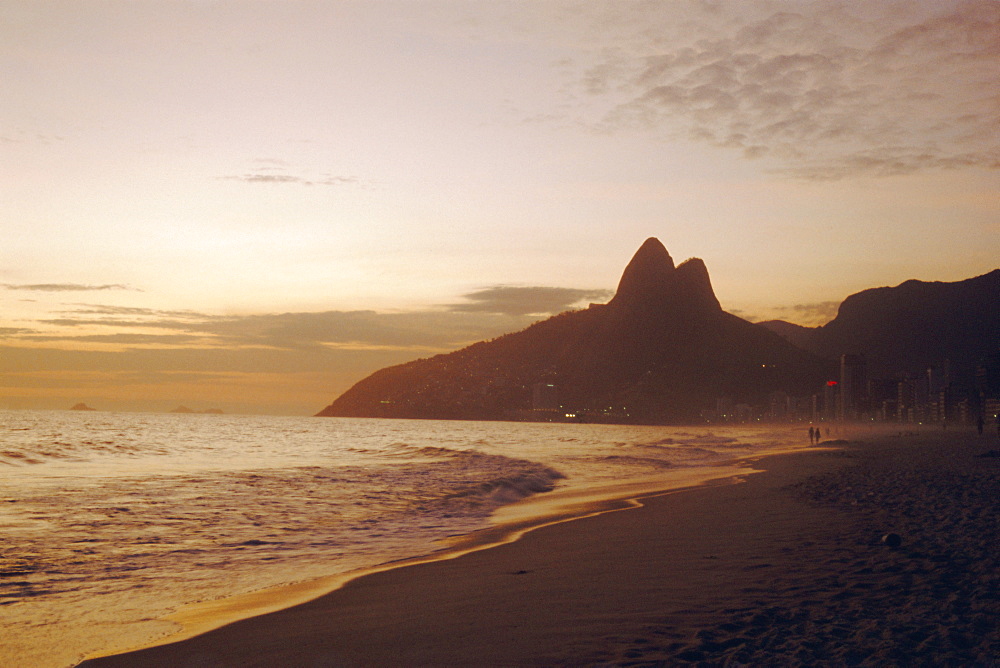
[375,442,479,460]
[0,440,154,466]
[443,466,566,506]
[688,434,740,446]
[627,437,678,449]
[593,454,675,470]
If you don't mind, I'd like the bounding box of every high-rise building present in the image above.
[897,377,916,422]
[823,381,838,421]
[839,354,867,420]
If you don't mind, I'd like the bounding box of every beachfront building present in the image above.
[976,354,1000,421]
[837,354,867,421]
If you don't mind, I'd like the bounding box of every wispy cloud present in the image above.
[1,130,66,144]
[588,1,1000,180]
[221,173,363,186]
[3,283,136,292]
[763,300,841,326]
[59,304,209,318]
[448,285,613,316]
[20,304,540,352]
[0,301,555,413]
[219,161,365,187]
[19,333,203,345]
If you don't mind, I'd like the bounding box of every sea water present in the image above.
[0,410,807,667]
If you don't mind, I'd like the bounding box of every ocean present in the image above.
[0,410,808,667]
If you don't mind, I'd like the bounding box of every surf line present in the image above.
[81,458,780,662]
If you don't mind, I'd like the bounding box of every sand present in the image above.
[79,428,1000,666]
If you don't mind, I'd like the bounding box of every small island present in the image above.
[70,402,96,411]
[170,406,224,414]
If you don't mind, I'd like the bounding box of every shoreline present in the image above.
[78,458,759,663]
[76,439,824,666]
[80,428,1000,665]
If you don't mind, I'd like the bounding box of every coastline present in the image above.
[77,460,757,664]
[80,428,1000,666]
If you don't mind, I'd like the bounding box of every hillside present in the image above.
[759,270,1000,390]
[317,239,831,423]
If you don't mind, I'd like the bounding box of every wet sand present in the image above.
[80,429,1000,666]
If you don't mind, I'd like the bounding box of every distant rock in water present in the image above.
[70,403,96,411]
[170,406,224,414]
[317,237,830,423]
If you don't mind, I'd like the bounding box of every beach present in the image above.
[3,415,806,666]
[78,427,1000,666]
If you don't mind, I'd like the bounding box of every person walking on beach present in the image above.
[809,426,815,444]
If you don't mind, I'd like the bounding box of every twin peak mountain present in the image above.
[318,238,998,423]
[317,238,827,422]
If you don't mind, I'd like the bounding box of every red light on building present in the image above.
[827,381,838,386]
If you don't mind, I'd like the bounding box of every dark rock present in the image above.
[881,533,903,548]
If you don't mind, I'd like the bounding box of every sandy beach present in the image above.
[80,428,1000,666]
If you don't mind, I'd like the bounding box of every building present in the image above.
[823,381,838,421]
[838,354,867,420]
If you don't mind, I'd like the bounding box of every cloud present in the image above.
[22,303,543,352]
[0,288,613,413]
[770,300,841,326]
[590,1,1000,179]
[3,283,135,292]
[731,299,841,326]
[18,333,204,345]
[58,304,210,318]
[219,163,364,187]
[227,173,307,185]
[447,285,614,316]
[0,304,544,413]
[1,130,66,144]
[221,173,361,186]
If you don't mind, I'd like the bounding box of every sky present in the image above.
[2,0,998,415]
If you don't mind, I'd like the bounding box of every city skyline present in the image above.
[3,0,998,414]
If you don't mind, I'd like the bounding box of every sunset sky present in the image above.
[3,0,998,414]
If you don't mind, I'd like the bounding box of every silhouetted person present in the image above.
[809,426,815,444]
[977,415,985,435]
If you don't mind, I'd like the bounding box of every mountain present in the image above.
[754,320,813,350]
[317,238,831,423]
[759,270,1000,390]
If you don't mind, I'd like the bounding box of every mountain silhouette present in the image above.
[317,238,830,423]
[759,270,1000,390]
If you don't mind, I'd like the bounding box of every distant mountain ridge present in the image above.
[759,269,1000,389]
[317,238,830,423]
